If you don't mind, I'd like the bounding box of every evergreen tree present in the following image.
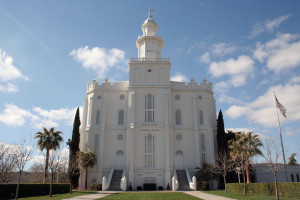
[288,153,298,165]
[217,110,227,154]
[67,107,81,189]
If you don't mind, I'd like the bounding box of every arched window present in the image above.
[96,111,100,125]
[145,134,154,168]
[145,94,154,122]
[175,110,181,125]
[291,174,295,182]
[118,110,124,125]
[199,111,203,125]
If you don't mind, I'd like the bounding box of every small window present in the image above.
[296,174,299,182]
[176,135,182,141]
[148,69,152,72]
[291,174,295,182]
[97,95,101,100]
[175,110,181,125]
[199,111,203,125]
[198,95,202,100]
[118,110,124,125]
[118,135,123,140]
[96,111,100,125]
[120,95,124,100]
[175,95,180,100]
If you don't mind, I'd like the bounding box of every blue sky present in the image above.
[1,0,300,164]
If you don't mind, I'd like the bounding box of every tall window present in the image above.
[200,134,206,163]
[199,111,203,125]
[291,174,295,182]
[96,111,100,125]
[118,110,124,125]
[175,110,181,125]
[145,134,154,168]
[145,94,154,122]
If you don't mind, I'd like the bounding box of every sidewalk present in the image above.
[184,191,235,200]
[63,191,116,200]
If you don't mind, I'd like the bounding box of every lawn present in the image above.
[99,192,203,200]
[8,191,97,200]
[204,190,299,200]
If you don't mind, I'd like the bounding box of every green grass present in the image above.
[98,192,203,200]
[8,191,97,200]
[204,190,299,200]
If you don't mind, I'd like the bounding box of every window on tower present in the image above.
[145,94,154,122]
[145,134,155,168]
[118,110,124,125]
[175,110,181,125]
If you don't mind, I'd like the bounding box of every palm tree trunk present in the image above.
[44,148,50,183]
[84,167,88,190]
[15,170,22,200]
[243,172,247,196]
[274,172,279,200]
[49,173,53,197]
[246,161,251,183]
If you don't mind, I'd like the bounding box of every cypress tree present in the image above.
[217,110,226,154]
[288,153,298,165]
[67,107,81,189]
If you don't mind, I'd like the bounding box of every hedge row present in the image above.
[227,183,300,199]
[0,183,70,198]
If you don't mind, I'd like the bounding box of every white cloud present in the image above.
[289,76,300,84]
[211,42,237,56]
[253,33,300,73]
[199,52,211,64]
[0,83,18,93]
[209,55,255,87]
[226,83,300,127]
[0,104,80,129]
[70,46,127,78]
[250,14,291,38]
[265,14,291,32]
[171,72,188,82]
[0,49,28,93]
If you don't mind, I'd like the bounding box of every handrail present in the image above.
[129,57,170,62]
[102,167,114,191]
[120,168,127,191]
[185,167,197,191]
[172,171,179,191]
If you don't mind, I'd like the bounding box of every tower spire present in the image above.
[147,9,154,18]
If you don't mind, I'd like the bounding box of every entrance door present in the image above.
[115,151,124,170]
[174,151,184,170]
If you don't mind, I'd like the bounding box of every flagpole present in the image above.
[274,91,288,182]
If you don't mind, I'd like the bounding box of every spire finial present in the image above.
[147,9,154,18]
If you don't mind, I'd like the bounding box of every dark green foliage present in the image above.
[88,182,102,191]
[136,186,142,190]
[67,107,81,189]
[128,182,132,191]
[158,186,163,190]
[0,183,70,198]
[143,183,157,190]
[217,110,226,154]
[227,183,300,199]
[288,153,298,165]
[195,163,217,190]
[166,183,170,190]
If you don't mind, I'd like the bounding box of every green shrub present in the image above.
[227,182,300,199]
[0,183,70,198]
[88,182,102,191]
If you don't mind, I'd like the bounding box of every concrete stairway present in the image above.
[108,170,123,191]
[176,170,191,191]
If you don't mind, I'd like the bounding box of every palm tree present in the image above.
[229,131,263,196]
[35,127,63,183]
[77,149,97,190]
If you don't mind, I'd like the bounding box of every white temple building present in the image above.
[79,11,217,191]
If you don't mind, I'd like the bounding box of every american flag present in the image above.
[275,95,287,118]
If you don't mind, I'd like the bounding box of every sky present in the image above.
[1,0,300,165]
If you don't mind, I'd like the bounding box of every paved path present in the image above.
[184,191,235,200]
[63,191,116,200]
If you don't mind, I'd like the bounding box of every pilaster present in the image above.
[192,93,200,167]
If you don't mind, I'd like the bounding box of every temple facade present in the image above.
[79,12,217,190]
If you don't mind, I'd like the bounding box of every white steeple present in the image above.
[136,10,164,59]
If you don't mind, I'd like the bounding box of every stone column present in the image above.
[192,93,200,167]
[126,90,135,188]
[98,92,107,179]
[164,89,171,188]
